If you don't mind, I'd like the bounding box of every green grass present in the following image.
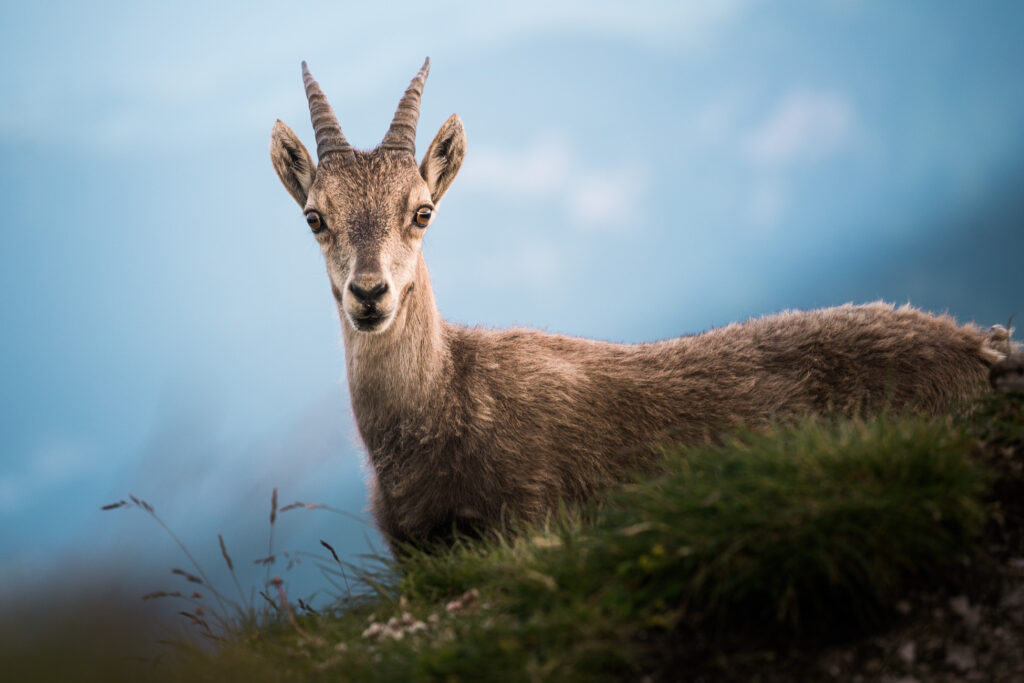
[967,388,1024,450]
[156,410,1010,682]
[10,394,1022,682]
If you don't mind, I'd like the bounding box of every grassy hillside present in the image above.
[5,392,1023,682]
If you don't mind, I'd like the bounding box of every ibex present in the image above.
[270,58,1014,551]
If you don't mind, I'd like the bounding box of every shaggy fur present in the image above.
[270,60,1014,552]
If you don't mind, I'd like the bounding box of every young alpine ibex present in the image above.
[270,58,1014,551]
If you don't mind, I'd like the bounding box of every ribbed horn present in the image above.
[380,57,430,156]
[301,61,354,161]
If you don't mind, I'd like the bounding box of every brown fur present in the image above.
[270,61,1013,552]
[357,269,1006,548]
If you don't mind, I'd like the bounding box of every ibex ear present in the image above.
[270,120,316,206]
[419,114,465,204]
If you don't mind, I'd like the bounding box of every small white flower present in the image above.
[361,622,383,639]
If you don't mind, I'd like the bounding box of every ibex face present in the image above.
[270,58,465,335]
[297,151,431,334]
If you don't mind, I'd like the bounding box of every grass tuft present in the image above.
[152,412,999,682]
[590,416,988,637]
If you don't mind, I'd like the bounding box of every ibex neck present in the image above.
[341,255,448,413]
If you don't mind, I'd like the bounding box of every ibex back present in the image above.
[270,58,1014,552]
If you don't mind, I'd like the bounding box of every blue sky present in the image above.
[2,1,1023,602]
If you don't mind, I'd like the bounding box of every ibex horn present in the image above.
[302,61,354,161]
[380,57,430,156]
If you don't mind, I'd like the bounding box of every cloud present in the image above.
[737,88,860,229]
[0,384,376,591]
[747,179,787,229]
[567,167,649,228]
[462,136,648,231]
[0,0,757,152]
[466,137,572,195]
[691,92,746,147]
[0,478,19,511]
[476,238,561,289]
[456,0,755,51]
[124,386,361,514]
[0,441,90,513]
[746,89,857,167]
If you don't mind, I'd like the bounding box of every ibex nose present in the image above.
[348,280,389,305]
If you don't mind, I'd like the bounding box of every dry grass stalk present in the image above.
[265,488,279,589]
[141,591,182,600]
[172,568,203,585]
[218,534,234,571]
[272,576,320,645]
[319,539,353,596]
[259,590,280,612]
[320,540,341,564]
[297,598,320,616]
[104,492,235,625]
[178,610,211,633]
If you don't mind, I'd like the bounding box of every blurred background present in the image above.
[1,0,1023,619]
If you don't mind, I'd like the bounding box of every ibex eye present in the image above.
[414,207,432,228]
[305,211,324,233]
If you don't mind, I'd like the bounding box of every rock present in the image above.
[1000,585,1024,610]
[898,641,917,666]
[990,352,1024,392]
[948,595,981,628]
[945,644,977,672]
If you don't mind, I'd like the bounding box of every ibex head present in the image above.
[270,58,465,334]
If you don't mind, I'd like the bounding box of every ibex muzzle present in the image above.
[349,280,389,305]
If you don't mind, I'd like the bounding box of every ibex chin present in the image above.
[270,58,1014,552]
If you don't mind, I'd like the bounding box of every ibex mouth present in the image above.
[351,310,389,333]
